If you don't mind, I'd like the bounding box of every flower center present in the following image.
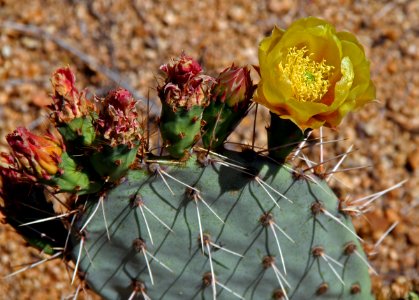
[279,47,334,102]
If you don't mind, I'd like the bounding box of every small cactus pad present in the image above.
[159,103,204,158]
[201,65,253,150]
[52,152,100,194]
[90,144,139,182]
[201,101,248,150]
[71,150,373,299]
[57,115,97,147]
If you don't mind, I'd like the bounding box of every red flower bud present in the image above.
[49,67,97,123]
[0,152,26,182]
[51,67,77,98]
[160,54,202,86]
[211,65,254,108]
[6,128,63,180]
[98,88,142,147]
[106,88,136,112]
[158,54,214,108]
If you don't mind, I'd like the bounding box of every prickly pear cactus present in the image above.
[71,150,373,299]
[1,17,380,300]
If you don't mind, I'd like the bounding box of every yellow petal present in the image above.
[286,17,334,31]
[340,39,375,104]
[259,26,285,54]
[355,80,376,108]
[334,57,355,108]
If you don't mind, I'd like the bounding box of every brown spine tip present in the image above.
[185,187,198,201]
[130,194,143,208]
[311,246,324,258]
[198,233,211,247]
[344,242,357,255]
[202,272,213,288]
[313,165,325,177]
[196,152,210,167]
[316,282,329,295]
[262,255,275,269]
[311,201,323,215]
[259,212,274,227]
[272,288,285,299]
[132,279,147,294]
[133,237,147,252]
[148,162,159,173]
[350,283,361,294]
[292,168,305,181]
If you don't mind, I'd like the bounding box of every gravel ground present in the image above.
[0,0,418,299]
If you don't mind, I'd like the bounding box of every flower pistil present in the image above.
[279,47,334,103]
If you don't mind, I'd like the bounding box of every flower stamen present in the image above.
[279,47,334,102]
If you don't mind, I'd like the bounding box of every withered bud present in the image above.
[49,67,97,123]
[158,54,215,109]
[6,127,63,180]
[98,88,142,147]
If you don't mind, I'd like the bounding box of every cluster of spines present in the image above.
[86,126,394,296]
[64,146,378,299]
[0,58,406,299]
[2,131,401,299]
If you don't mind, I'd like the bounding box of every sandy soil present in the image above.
[0,0,417,299]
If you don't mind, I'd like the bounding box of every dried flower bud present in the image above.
[158,54,214,108]
[0,152,26,183]
[98,88,142,147]
[51,67,77,98]
[49,67,97,123]
[6,127,63,180]
[211,65,254,108]
[160,54,202,86]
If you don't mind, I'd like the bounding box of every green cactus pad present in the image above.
[57,115,97,147]
[159,103,203,159]
[71,150,373,299]
[90,144,139,182]
[201,102,248,150]
[267,113,307,162]
[51,152,100,194]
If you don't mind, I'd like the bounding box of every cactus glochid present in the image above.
[1,17,381,299]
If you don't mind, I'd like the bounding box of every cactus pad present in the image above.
[159,104,204,158]
[71,150,373,299]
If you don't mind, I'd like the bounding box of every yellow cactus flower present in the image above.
[255,17,376,130]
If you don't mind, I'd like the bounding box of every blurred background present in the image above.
[0,0,417,299]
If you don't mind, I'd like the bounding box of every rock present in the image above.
[1,45,12,58]
[407,227,419,245]
[407,150,419,171]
